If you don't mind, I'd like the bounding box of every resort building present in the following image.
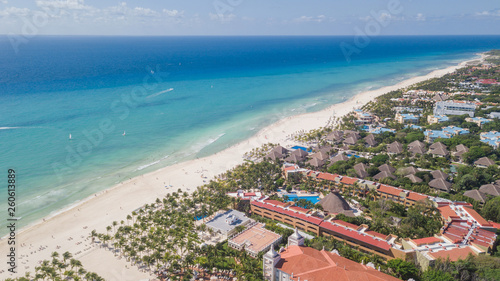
[364,134,378,147]
[251,198,409,260]
[488,112,500,119]
[317,192,354,217]
[394,106,423,113]
[395,113,420,124]
[424,126,469,143]
[452,144,469,162]
[480,131,500,148]
[353,162,369,178]
[463,190,488,205]
[479,183,500,197]
[353,109,376,125]
[377,184,428,207]
[437,202,497,232]
[326,130,344,144]
[408,140,427,156]
[263,234,402,281]
[428,142,449,157]
[226,190,263,200]
[387,141,403,154]
[399,202,498,270]
[474,157,496,168]
[433,101,476,117]
[427,115,449,124]
[465,117,492,127]
[205,209,252,237]
[429,178,452,192]
[405,124,422,130]
[402,236,485,271]
[228,222,282,258]
[364,126,396,135]
[251,199,323,236]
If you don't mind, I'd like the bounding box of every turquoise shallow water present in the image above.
[1,36,500,235]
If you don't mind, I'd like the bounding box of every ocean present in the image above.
[1,35,500,235]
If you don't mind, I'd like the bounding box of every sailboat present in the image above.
[69,133,72,140]
[122,131,126,136]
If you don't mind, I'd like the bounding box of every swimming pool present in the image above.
[346,154,361,158]
[291,146,313,152]
[284,194,320,204]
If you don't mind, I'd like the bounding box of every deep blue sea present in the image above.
[1,35,500,234]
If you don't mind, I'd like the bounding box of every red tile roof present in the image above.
[289,206,309,214]
[478,79,498,84]
[407,192,427,202]
[438,206,460,220]
[244,192,256,197]
[489,221,500,230]
[378,184,403,197]
[252,201,323,225]
[253,201,393,252]
[317,172,339,181]
[319,221,392,251]
[340,176,358,185]
[276,246,401,281]
[428,247,477,262]
[333,219,360,230]
[412,237,442,246]
[263,199,288,208]
[462,206,491,227]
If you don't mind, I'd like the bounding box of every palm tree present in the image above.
[62,251,72,264]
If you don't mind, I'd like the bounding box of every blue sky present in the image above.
[1,0,499,35]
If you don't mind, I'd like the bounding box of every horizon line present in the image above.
[2,34,500,38]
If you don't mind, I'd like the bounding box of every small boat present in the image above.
[69,133,72,140]
[122,131,126,136]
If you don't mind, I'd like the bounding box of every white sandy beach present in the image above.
[0,55,483,280]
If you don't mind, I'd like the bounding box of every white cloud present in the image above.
[294,15,326,23]
[0,6,31,17]
[1,0,8,4]
[416,13,426,21]
[101,2,162,19]
[475,9,500,17]
[132,7,158,17]
[163,9,183,17]
[360,12,392,23]
[0,0,188,33]
[36,0,92,11]
[209,12,236,23]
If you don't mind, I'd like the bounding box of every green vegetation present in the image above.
[482,197,500,222]
[5,251,104,281]
[387,258,419,280]
[427,255,500,281]
[357,200,443,239]
[195,242,263,281]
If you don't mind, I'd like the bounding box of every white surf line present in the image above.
[146,88,174,99]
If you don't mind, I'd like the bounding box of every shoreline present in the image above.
[0,53,484,279]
